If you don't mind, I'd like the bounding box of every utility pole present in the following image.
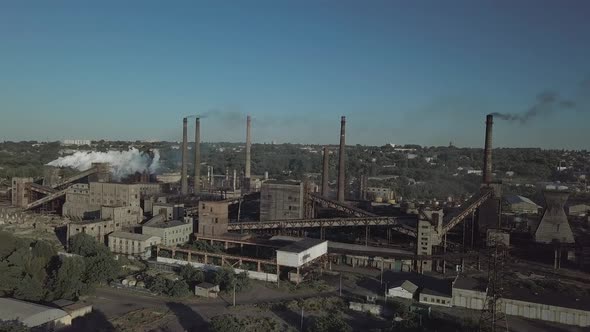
[339,273,342,296]
[233,282,236,307]
[300,307,304,330]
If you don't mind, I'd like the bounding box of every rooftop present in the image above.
[278,238,326,253]
[263,180,302,186]
[143,219,187,229]
[196,282,218,289]
[505,195,540,206]
[0,298,69,327]
[452,276,487,292]
[109,231,159,241]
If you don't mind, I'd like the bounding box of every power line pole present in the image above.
[479,236,508,332]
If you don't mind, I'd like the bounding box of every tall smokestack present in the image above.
[337,116,346,202]
[245,114,252,179]
[321,147,329,196]
[194,118,201,193]
[233,169,237,191]
[483,114,493,184]
[181,117,188,195]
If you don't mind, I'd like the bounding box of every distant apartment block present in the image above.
[61,139,91,146]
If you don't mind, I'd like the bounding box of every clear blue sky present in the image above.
[1,0,589,148]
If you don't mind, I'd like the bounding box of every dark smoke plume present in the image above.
[491,91,576,124]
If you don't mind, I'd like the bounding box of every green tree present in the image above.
[210,315,241,332]
[146,275,168,295]
[13,275,45,302]
[84,253,120,285]
[167,280,190,297]
[0,320,29,332]
[212,267,235,291]
[47,256,88,301]
[69,233,103,257]
[178,264,204,286]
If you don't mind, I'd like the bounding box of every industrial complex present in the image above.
[2,113,590,331]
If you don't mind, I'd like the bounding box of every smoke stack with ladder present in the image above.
[245,115,252,179]
[181,117,188,195]
[194,118,201,193]
[337,116,346,202]
[483,114,493,184]
[321,147,329,197]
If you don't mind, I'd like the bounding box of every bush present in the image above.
[307,313,352,332]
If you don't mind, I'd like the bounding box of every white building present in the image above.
[61,139,91,146]
[387,280,418,299]
[276,238,328,268]
[108,231,161,258]
[142,217,193,246]
[419,288,453,307]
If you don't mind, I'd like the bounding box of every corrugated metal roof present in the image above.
[0,298,69,327]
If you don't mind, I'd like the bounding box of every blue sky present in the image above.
[1,1,589,148]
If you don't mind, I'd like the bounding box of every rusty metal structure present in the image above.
[194,117,201,193]
[321,146,329,197]
[337,116,346,202]
[181,117,188,195]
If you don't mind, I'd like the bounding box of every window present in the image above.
[436,299,440,303]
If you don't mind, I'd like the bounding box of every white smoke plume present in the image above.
[47,148,160,179]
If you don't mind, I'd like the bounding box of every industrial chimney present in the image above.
[245,114,252,179]
[337,116,346,202]
[194,117,201,194]
[181,117,188,195]
[321,147,329,197]
[482,114,493,184]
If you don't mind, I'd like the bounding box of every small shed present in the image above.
[276,238,328,268]
[194,282,220,298]
[387,280,418,299]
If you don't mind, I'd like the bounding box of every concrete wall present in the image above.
[156,257,278,282]
[349,302,383,315]
[452,288,486,310]
[260,182,304,221]
[419,293,452,307]
[501,298,590,327]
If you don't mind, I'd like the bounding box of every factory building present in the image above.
[364,187,396,203]
[504,195,541,214]
[198,200,230,236]
[100,205,143,226]
[152,202,184,221]
[260,180,304,221]
[142,217,193,246]
[108,231,161,258]
[567,203,590,217]
[11,177,33,208]
[67,219,121,245]
[63,182,156,219]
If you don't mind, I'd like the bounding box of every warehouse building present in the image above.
[387,280,418,299]
[276,238,328,283]
[260,180,304,221]
[0,298,72,329]
[504,195,541,214]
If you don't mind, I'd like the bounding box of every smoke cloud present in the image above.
[491,91,576,124]
[47,148,160,179]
